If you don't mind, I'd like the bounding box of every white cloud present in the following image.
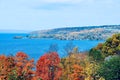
[38,0,96,4]
[40,0,83,3]
[23,0,94,5]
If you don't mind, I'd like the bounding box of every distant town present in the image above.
[14,25,120,40]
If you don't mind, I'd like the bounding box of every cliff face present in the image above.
[29,25,120,40]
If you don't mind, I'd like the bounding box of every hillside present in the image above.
[28,25,120,40]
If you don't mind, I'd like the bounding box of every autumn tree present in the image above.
[104,34,120,55]
[84,60,101,80]
[36,52,62,80]
[13,52,35,80]
[89,33,120,66]
[0,55,15,80]
[95,33,120,57]
[60,53,87,80]
[62,44,81,80]
[69,64,85,80]
[0,52,35,80]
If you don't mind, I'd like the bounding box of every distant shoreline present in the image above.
[1,25,120,40]
[29,25,120,40]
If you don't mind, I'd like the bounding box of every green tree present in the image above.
[97,56,120,80]
[89,48,104,62]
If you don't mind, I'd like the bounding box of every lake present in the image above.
[0,33,104,61]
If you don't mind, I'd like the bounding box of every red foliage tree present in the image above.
[36,52,62,80]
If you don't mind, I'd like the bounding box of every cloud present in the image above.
[28,0,95,10]
[24,0,93,6]
[37,0,96,4]
[40,0,83,3]
[0,0,120,30]
[0,0,116,11]
[1,0,95,10]
[21,0,82,10]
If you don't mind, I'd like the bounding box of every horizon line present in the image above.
[0,24,120,33]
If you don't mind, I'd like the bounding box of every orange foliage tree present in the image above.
[0,52,35,80]
[0,55,15,80]
[15,52,35,80]
[60,53,87,80]
[69,64,85,80]
[36,52,62,80]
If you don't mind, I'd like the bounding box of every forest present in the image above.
[0,33,120,80]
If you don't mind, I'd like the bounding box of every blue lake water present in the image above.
[0,33,104,61]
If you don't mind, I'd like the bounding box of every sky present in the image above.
[0,0,120,31]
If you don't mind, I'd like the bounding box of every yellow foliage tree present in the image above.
[60,53,87,80]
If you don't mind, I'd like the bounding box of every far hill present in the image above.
[28,25,120,40]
